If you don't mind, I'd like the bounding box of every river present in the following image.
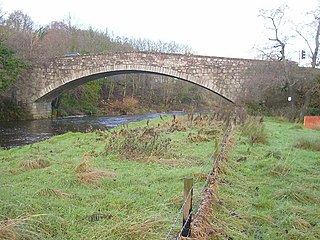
[0,112,184,149]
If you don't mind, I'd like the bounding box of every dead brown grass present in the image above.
[292,218,312,230]
[191,187,221,239]
[19,159,51,170]
[75,159,91,173]
[0,215,48,240]
[192,172,209,181]
[187,134,209,143]
[126,218,166,237]
[108,97,139,114]
[273,187,319,203]
[75,152,91,173]
[75,153,117,185]
[166,195,182,207]
[78,170,117,184]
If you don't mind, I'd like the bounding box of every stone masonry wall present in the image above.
[13,52,290,119]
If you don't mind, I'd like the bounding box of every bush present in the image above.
[108,97,139,115]
[0,97,32,121]
[103,126,173,159]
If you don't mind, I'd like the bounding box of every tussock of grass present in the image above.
[273,187,319,203]
[78,169,117,184]
[294,137,320,151]
[126,218,166,236]
[0,215,50,240]
[269,163,291,177]
[36,188,70,197]
[92,215,167,239]
[102,114,222,161]
[75,159,90,173]
[140,156,195,168]
[19,159,51,170]
[166,195,182,207]
[264,150,283,160]
[290,123,303,130]
[75,154,116,184]
[240,117,268,144]
[292,218,312,230]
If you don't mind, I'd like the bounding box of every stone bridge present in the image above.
[12,52,292,119]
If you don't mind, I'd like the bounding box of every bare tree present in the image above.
[258,5,289,61]
[0,6,7,41]
[5,10,34,31]
[295,4,320,119]
[255,3,320,120]
[120,37,193,54]
[253,5,303,120]
[0,6,5,25]
[296,8,320,67]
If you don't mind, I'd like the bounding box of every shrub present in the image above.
[103,126,173,159]
[0,97,32,121]
[108,97,139,115]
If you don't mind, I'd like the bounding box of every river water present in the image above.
[0,112,183,149]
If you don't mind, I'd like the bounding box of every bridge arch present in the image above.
[34,64,230,103]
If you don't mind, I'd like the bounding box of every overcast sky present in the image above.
[0,0,318,61]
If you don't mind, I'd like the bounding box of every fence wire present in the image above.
[165,114,234,239]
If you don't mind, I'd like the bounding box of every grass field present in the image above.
[212,118,320,240]
[0,115,223,239]
[1,116,319,240]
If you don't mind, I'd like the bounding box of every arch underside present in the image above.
[35,69,233,103]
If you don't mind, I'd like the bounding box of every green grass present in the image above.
[0,115,223,239]
[212,118,320,240]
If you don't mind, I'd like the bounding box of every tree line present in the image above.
[0,8,225,119]
[0,5,319,120]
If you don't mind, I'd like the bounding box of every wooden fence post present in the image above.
[182,176,193,237]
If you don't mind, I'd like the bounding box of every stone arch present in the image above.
[34,64,231,103]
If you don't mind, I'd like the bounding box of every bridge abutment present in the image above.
[28,102,52,119]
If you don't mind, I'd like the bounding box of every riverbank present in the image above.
[0,114,224,239]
